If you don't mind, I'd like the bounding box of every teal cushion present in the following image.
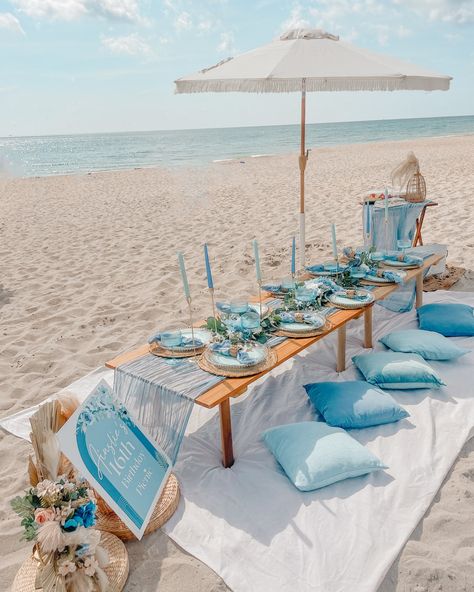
[352,352,445,389]
[380,329,469,361]
[418,303,474,337]
[262,421,387,492]
[304,381,409,429]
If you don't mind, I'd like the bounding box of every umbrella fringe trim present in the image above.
[174,77,450,94]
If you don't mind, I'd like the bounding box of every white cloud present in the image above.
[281,5,310,31]
[101,33,153,56]
[393,0,474,24]
[396,24,412,37]
[217,31,235,54]
[197,19,214,32]
[174,10,192,31]
[11,0,147,24]
[0,11,25,34]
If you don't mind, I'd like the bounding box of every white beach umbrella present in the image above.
[175,29,452,266]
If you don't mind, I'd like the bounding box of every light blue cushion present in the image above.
[261,421,387,492]
[304,381,409,429]
[380,329,469,361]
[418,303,474,337]
[352,352,445,390]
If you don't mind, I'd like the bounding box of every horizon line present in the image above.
[2,113,473,141]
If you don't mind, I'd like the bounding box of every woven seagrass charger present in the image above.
[96,473,180,541]
[12,531,129,592]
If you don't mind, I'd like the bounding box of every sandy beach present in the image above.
[1,134,474,591]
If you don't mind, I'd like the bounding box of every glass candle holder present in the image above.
[160,330,182,348]
[295,287,317,303]
[241,311,261,330]
[281,276,296,291]
[230,300,249,314]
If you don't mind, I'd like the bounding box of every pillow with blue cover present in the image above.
[418,303,474,337]
[352,352,445,389]
[262,421,387,492]
[380,329,469,361]
[304,380,409,429]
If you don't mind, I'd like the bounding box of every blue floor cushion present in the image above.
[352,352,445,389]
[418,303,474,337]
[262,421,387,492]
[304,380,409,429]
[380,329,469,361]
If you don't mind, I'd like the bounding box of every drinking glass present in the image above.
[160,330,182,348]
[397,238,411,254]
[230,300,249,314]
[241,311,261,330]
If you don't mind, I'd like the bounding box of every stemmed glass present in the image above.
[397,235,412,255]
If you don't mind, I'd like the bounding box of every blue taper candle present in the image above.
[291,236,296,275]
[253,239,262,282]
[384,187,389,222]
[203,244,214,289]
[178,252,191,300]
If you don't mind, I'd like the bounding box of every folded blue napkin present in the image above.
[336,290,370,302]
[314,277,340,293]
[306,264,325,273]
[209,340,253,364]
[181,337,203,346]
[280,311,322,326]
[147,333,203,347]
[384,253,422,266]
[365,269,404,284]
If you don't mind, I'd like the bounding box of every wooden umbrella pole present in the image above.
[299,78,308,268]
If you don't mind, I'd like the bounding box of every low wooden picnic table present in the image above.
[106,253,442,469]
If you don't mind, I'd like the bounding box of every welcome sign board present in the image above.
[57,380,171,539]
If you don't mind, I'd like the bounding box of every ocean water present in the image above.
[1,115,473,178]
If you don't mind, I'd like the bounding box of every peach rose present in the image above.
[34,508,56,525]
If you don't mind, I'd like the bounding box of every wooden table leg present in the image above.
[364,305,373,348]
[412,206,427,247]
[336,325,347,373]
[219,398,234,468]
[415,272,424,308]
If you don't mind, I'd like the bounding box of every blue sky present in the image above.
[0,0,473,136]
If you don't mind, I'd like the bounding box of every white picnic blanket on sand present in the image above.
[2,291,474,592]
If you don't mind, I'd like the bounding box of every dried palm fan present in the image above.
[28,396,79,485]
[391,151,427,202]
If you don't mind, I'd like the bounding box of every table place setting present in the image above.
[381,252,424,269]
[327,288,375,310]
[148,328,213,358]
[199,339,277,377]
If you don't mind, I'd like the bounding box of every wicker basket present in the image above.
[12,531,129,592]
[96,473,180,541]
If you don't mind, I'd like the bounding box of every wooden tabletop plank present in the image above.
[105,253,443,409]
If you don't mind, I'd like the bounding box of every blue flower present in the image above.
[75,501,96,529]
[63,515,84,532]
[63,501,96,532]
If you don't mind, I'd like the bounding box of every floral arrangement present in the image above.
[203,311,282,344]
[11,475,108,591]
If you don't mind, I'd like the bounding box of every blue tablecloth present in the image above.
[368,200,428,251]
